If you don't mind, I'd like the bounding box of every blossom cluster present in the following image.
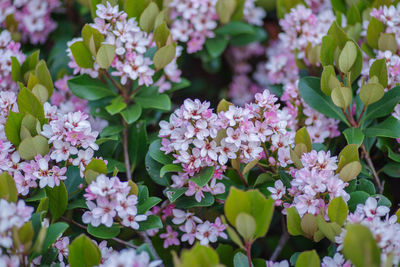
[144,202,227,248]
[0,30,25,92]
[322,197,400,266]
[268,150,349,217]
[68,3,155,86]
[159,89,295,201]
[0,88,100,195]
[227,43,265,106]
[370,4,400,49]
[0,0,59,44]
[83,174,148,229]
[101,248,161,267]
[169,0,265,53]
[0,199,33,250]
[253,5,340,144]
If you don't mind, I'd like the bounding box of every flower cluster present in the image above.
[159,89,294,200]
[370,4,400,48]
[169,0,265,53]
[144,202,227,248]
[254,5,340,144]
[0,0,59,44]
[227,43,265,106]
[100,248,161,267]
[268,150,349,217]
[327,197,400,266]
[279,5,335,61]
[83,174,147,229]
[68,3,155,86]
[50,76,108,132]
[0,30,25,92]
[0,199,33,249]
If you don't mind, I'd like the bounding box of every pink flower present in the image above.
[185,181,206,202]
[160,226,180,248]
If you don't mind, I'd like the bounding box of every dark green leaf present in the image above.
[138,215,163,231]
[46,182,68,222]
[190,166,214,187]
[68,75,115,101]
[87,224,121,239]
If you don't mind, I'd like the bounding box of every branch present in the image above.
[138,232,164,266]
[361,144,383,194]
[270,216,290,262]
[122,120,132,181]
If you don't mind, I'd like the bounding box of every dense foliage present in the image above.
[0,0,400,266]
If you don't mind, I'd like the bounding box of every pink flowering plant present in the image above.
[1,0,400,267]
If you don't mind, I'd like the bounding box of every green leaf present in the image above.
[179,244,221,266]
[145,154,170,186]
[11,56,22,82]
[0,172,18,202]
[138,197,161,214]
[69,41,94,68]
[100,125,123,137]
[46,182,68,222]
[5,111,24,146]
[17,87,45,123]
[139,2,159,33]
[18,135,49,160]
[236,212,256,241]
[337,144,360,172]
[175,193,215,208]
[153,22,171,49]
[35,60,53,97]
[383,161,400,178]
[206,35,229,58]
[331,86,353,109]
[295,127,312,151]
[148,139,173,165]
[339,161,362,182]
[369,58,388,88]
[68,234,101,267]
[190,166,215,187]
[343,128,364,146]
[320,36,336,66]
[343,224,380,267]
[224,187,274,239]
[42,222,69,253]
[216,0,237,24]
[165,188,188,202]
[362,86,400,123]
[215,21,255,36]
[387,146,400,163]
[286,206,303,236]
[153,44,176,70]
[128,120,147,170]
[96,44,115,69]
[82,24,104,55]
[378,33,397,54]
[32,84,49,104]
[321,65,336,95]
[300,213,318,237]
[233,252,250,267]
[68,74,115,101]
[328,197,348,226]
[125,0,147,18]
[138,215,163,231]
[338,41,357,73]
[160,164,183,177]
[367,17,384,49]
[348,191,370,212]
[135,93,171,111]
[356,179,376,195]
[121,104,142,124]
[298,77,349,124]
[364,117,400,139]
[295,250,320,267]
[87,224,121,239]
[360,83,385,106]
[316,214,341,242]
[105,96,127,115]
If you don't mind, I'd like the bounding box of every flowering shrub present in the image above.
[1,0,400,267]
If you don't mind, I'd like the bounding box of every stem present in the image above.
[236,168,249,187]
[122,120,132,181]
[361,144,383,193]
[270,216,289,261]
[138,232,164,266]
[245,241,252,267]
[356,105,367,125]
[61,216,137,248]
